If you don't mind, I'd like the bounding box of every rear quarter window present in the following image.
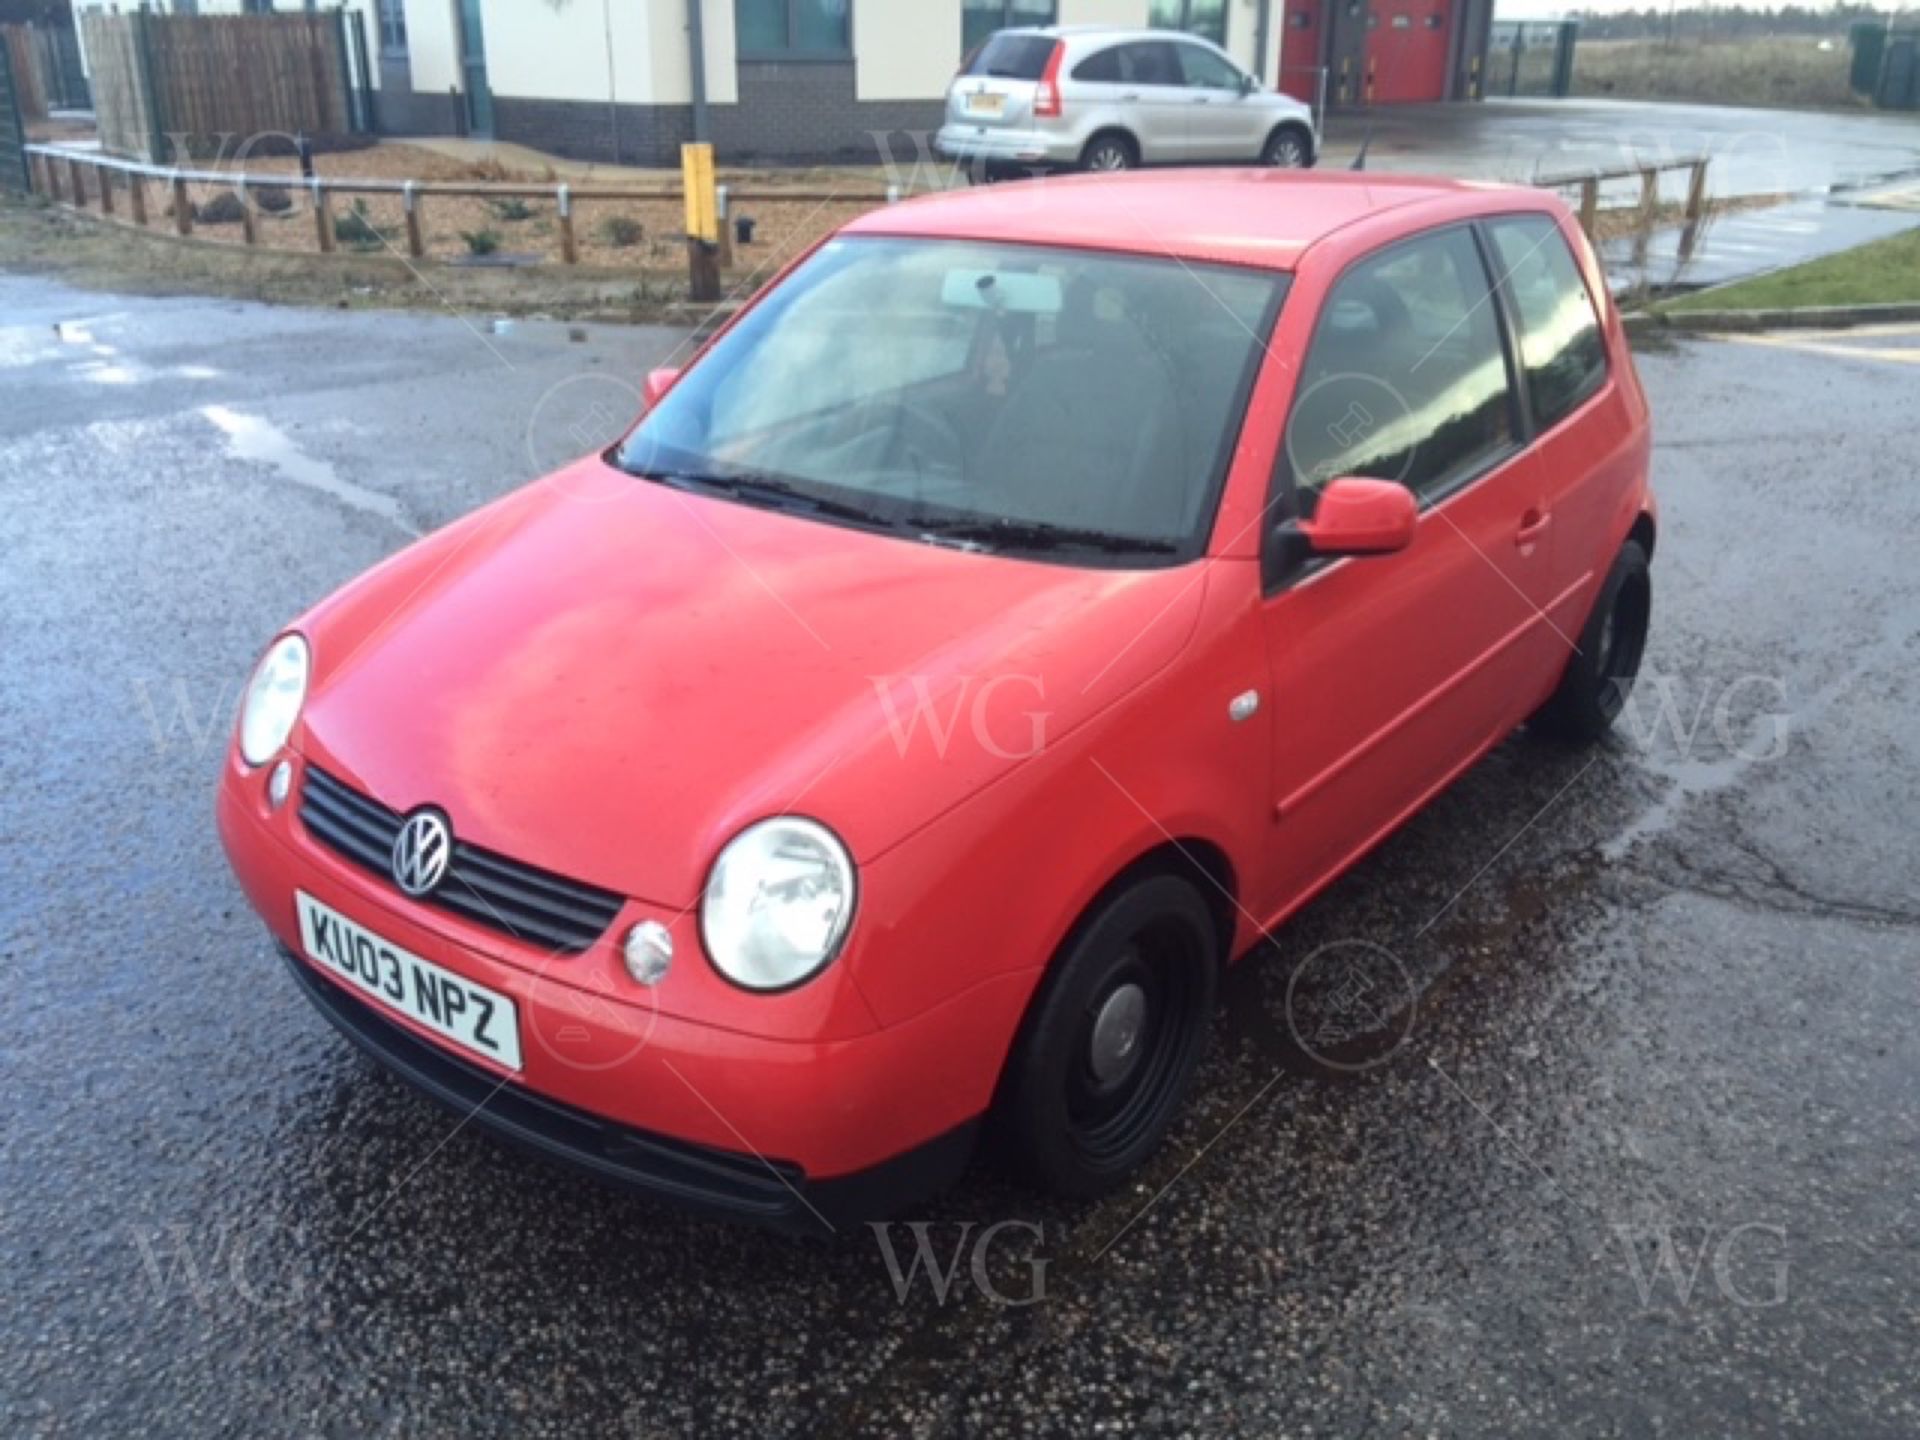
[1072,46,1122,82]
[1487,215,1609,432]
[968,34,1057,79]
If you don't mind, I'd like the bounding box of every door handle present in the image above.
[1515,508,1553,546]
[1121,92,1140,101]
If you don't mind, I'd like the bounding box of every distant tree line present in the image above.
[1570,4,1903,41]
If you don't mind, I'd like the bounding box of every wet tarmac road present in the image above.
[2,277,1917,1437]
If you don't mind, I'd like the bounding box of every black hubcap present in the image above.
[1064,922,1204,1166]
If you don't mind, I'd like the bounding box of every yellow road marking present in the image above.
[1713,330,1920,366]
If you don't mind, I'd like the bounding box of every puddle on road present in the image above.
[201,405,418,537]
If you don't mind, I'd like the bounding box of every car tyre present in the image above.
[1532,538,1651,743]
[1261,125,1312,169]
[1079,132,1138,173]
[1000,869,1218,1199]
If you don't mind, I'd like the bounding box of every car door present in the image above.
[1172,40,1260,161]
[1255,224,1563,916]
[1115,40,1193,163]
[1482,213,1622,612]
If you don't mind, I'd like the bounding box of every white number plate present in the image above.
[966,91,1005,117]
[296,891,522,1071]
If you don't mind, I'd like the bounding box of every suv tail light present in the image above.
[1034,42,1065,117]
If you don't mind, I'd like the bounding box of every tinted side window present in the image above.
[1072,46,1122,82]
[1487,215,1608,431]
[1285,228,1517,509]
[1175,43,1241,89]
[1120,41,1182,85]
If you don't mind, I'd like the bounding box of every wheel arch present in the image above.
[1629,509,1656,561]
[1264,118,1316,165]
[984,832,1239,1131]
[1080,126,1141,168]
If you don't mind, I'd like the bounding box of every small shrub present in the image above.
[193,191,246,225]
[460,228,503,256]
[335,198,393,251]
[252,185,293,215]
[489,196,539,222]
[598,214,644,248]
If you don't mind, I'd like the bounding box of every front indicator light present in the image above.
[623,921,674,987]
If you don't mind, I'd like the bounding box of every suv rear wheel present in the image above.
[1080,132,1138,173]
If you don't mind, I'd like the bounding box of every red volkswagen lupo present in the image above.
[218,172,1652,1231]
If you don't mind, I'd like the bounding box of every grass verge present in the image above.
[1661,227,1920,312]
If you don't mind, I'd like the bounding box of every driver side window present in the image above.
[1282,227,1518,518]
[1176,43,1241,90]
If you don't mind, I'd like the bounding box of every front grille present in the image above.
[299,765,625,955]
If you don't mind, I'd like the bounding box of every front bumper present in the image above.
[218,757,1030,1229]
[277,942,974,1235]
[935,123,1079,167]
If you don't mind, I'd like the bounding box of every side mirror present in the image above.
[1239,72,1259,95]
[643,366,682,409]
[1275,477,1417,568]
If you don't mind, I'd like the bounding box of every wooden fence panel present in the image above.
[82,13,158,161]
[83,11,351,163]
[147,13,348,156]
[0,26,46,122]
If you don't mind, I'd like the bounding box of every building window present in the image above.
[1149,0,1226,47]
[962,1,1057,57]
[377,0,409,55]
[737,0,853,58]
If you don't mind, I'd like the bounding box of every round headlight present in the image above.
[701,817,856,991]
[239,633,309,767]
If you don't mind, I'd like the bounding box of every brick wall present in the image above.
[372,55,462,137]
[716,61,944,164]
[482,62,946,168]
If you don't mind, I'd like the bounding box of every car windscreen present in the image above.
[966,34,1057,80]
[615,237,1287,566]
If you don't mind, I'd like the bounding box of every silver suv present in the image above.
[936,26,1318,176]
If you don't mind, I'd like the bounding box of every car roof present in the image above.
[991,25,1207,46]
[842,170,1553,273]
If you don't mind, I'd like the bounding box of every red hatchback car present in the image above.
[219,172,1653,1231]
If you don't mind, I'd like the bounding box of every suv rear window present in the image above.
[966,34,1057,80]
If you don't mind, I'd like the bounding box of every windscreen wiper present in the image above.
[905,516,1178,556]
[647,470,893,528]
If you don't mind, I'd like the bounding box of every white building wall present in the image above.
[404,0,463,96]
[855,0,962,102]
[1058,0,1148,26]
[398,0,736,110]
[643,0,738,108]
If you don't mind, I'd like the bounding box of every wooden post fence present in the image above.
[311,176,334,253]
